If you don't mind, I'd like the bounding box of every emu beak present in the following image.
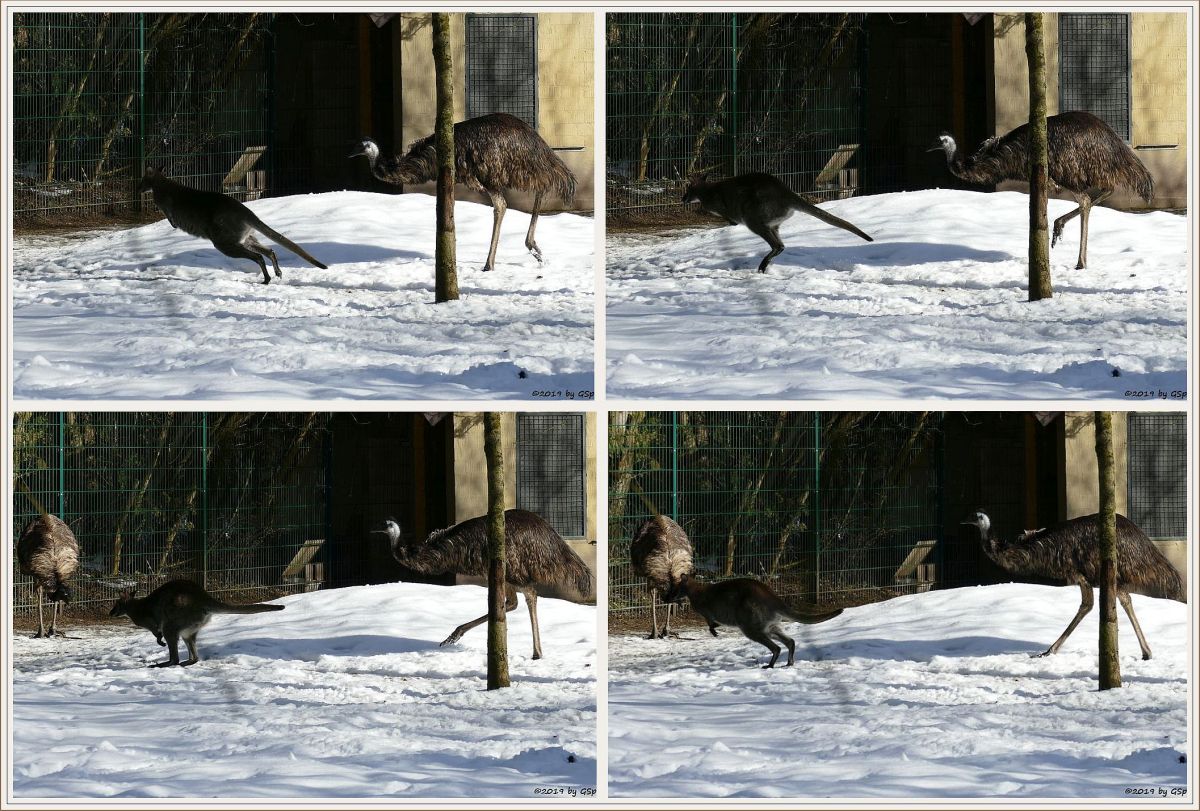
[347,145,366,159]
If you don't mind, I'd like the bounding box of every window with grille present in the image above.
[516,413,585,538]
[466,14,538,127]
[1126,413,1186,539]
[1059,13,1131,140]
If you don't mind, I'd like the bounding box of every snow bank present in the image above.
[607,189,1188,400]
[11,582,596,798]
[608,583,1188,798]
[12,192,595,400]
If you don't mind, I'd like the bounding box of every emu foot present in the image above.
[1142,652,1152,661]
[527,243,544,264]
[150,660,179,668]
[439,632,464,647]
[1030,649,1054,659]
[1051,223,1064,246]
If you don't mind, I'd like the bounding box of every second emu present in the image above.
[962,508,1185,660]
[629,515,693,639]
[17,513,80,638]
[377,509,593,660]
[350,113,577,273]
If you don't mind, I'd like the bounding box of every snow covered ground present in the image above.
[10,582,597,798]
[11,192,595,400]
[607,189,1189,400]
[608,583,1189,799]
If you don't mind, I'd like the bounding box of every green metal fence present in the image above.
[12,412,331,615]
[606,13,867,222]
[13,12,274,222]
[609,411,944,616]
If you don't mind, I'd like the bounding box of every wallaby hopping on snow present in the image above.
[681,172,873,272]
[666,574,842,668]
[138,166,328,284]
[109,579,284,668]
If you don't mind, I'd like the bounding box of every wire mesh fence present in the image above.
[606,13,867,223]
[12,412,331,615]
[13,12,275,224]
[609,412,944,619]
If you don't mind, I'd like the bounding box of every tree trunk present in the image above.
[1025,13,1053,301]
[432,13,459,302]
[485,412,510,689]
[723,411,788,576]
[1095,411,1121,689]
[636,16,700,182]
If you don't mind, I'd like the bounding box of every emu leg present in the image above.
[33,587,46,638]
[1034,582,1093,657]
[663,599,675,638]
[1077,189,1112,270]
[482,190,507,272]
[48,599,62,637]
[1117,591,1154,660]
[440,586,518,647]
[524,191,544,264]
[524,589,542,660]
[647,590,660,639]
[746,222,785,273]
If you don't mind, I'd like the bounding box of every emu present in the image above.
[17,514,80,638]
[933,111,1153,269]
[350,113,577,272]
[629,515,693,639]
[962,508,1185,660]
[376,509,593,659]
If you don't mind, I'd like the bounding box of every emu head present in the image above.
[371,518,409,562]
[928,133,956,156]
[348,137,380,163]
[960,509,1001,558]
[680,173,712,206]
[109,587,137,617]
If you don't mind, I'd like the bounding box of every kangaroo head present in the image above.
[680,173,713,205]
[664,573,690,605]
[49,583,73,604]
[109,587,137,617]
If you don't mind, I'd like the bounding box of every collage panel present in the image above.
[10,11,596,401]
[607,410,1188,798]
[3,5,1196,809]
[10,411,598,798]
[605,12,1188,401]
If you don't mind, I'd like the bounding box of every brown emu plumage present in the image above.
[629,515,694,639]
[17,514,80,638]
[936,111,1153,269]
[353,113,577,272]
[964,509,1184,660]
[380,509,593,659]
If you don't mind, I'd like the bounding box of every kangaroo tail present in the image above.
[784,606,843,625]
[789,193,873,242]
[250,215,329,269]
[211,602,286,615]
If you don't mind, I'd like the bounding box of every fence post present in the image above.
[671,411,679,520]
[813,412,821,601]
[201,413,208,589]
[730,14,738,176]
[137,14,145,212]
[58,412,66,517]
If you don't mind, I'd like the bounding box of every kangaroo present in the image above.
[681,172,873,272]
[666,574,842,668]
[109,579,284,668]
[138,166,328,284]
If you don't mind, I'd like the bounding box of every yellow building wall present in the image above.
[392,13,594,212]
[991,13,1186,209]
